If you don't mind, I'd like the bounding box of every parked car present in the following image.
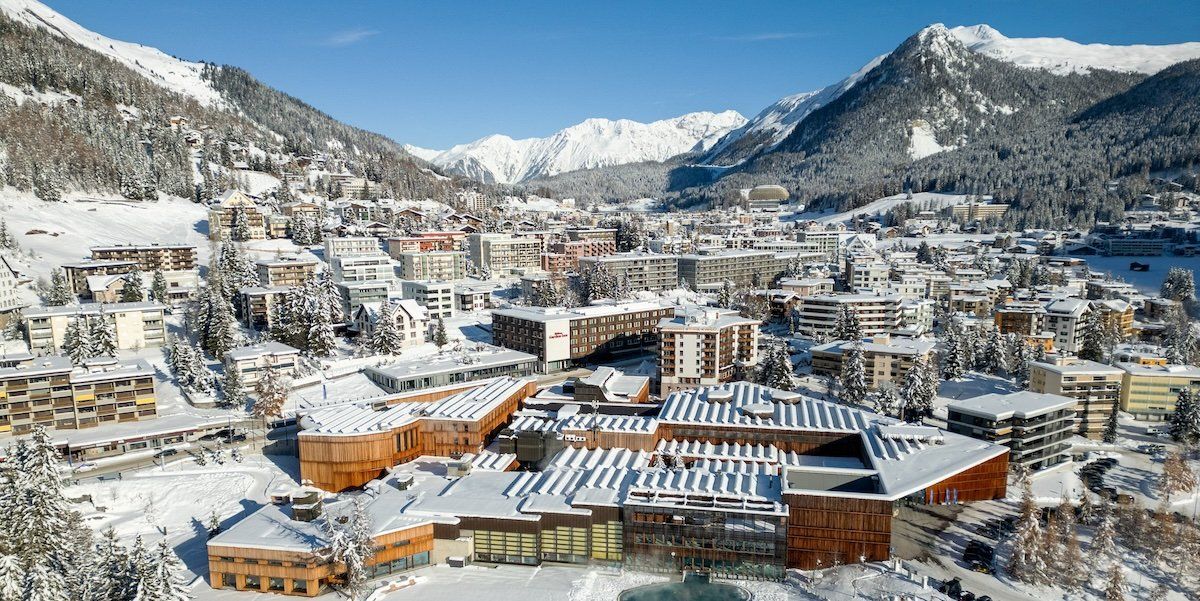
[937,578,962,597]
[72,462,98,473]
[154,448,179,459]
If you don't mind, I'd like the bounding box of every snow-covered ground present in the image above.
[793,191,974,225]
[0,188,210,282]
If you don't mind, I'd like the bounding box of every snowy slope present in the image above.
[948,24,1200,76]
[401,144,443,162]
[0,0,226,107]
[702,54,886,165]
[428,111,746,184]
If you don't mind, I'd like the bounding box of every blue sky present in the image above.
[44,0,1200,150]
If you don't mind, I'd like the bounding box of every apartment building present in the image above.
[396,251,467,281]
[793,294,902,340]
[255,257,318,287]
[385,231,467,256]
[657,309,760,395]
[0,257,27,329]
[994,300,1046,337]
[947,391,1075,472]
[350,299,428,348]
[337,281,391,321]
[677,250,794,290]
[811,335,936,390]
[540,252,577,276]
[323,236,381,259]
[950,201,1010,221]
[90,243,197,272]
[1093,299,1134,338]
[778,278,835,296]
[62,260,137,296]
[845,256,890,293]
[24,302,167,355]
[468,233,543,273]
[577,253,679,292]
[0,356,157,434]
[492,301,675,372]
[209,191,269,240]
[1117,362,1200,421]
[1029,358,1123,439]
[238,286,288,330]
[400,280,455,320]
[330,253,392,283]
[1042,298,1090,354]
[224,342,301,387]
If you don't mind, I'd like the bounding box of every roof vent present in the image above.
[768,390,802,404]
[707,389,734,403]
[741,403,775,419]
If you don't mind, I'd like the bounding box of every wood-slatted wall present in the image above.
[783,493,893,570]
[922,452,1009,503]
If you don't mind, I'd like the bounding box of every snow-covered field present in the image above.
[0,188,210,282]
[793,191,974,225]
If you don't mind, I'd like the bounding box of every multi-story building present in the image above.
[0,356,157,434]
[792,294,902,340]
[238,286,288,330]
[1029,358,1123,439]
[577,253,679,292]
[947,391,1075,472]
[208,190,269,240]
[845,256,890,293]
[224,342,301,387]
[364,346,538,394]
[657,309,759,395]
[454,283,496,313]
[994,300,1046,337]
[811,335,936,390]
[90,243,197,272]
[400,280,455,320]
[350,299,427,347]
[1042,298,1090,354]
[385,232,467,255]
[950,201,1010,221]
[0,257,27,329]
[255,257,318,287]
[323,236,381,259]
[396,251,467,281]
[1117,362,1200,421]
[540,252,577,276]
[467,234,543,273]
[337,281,391,321]
[778,278,835,296]
[61,260,137,296]
[1093,299,1134,338]
[677,250,797,290]
[24,302,166,355]
[330,253,392,284]
[492,301,675,372]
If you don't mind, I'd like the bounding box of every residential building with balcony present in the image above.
[1029,358,1123,439]
[256,257,318,288]
[1117,362,1200,421]
[224,342,301,387]
[396,251,467,281]
[577,253,679,292]
[947,391,1075,472]
[792,294,902,340]
[657,309,759,395]
[400,280,455,320]
[811,335,936,390]
[24,302,166,355]
[0,357,157,434]
[492,301,674,372]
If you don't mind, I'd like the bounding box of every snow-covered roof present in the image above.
[948,391,1077,420]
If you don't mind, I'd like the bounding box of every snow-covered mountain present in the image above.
[0,0,226,107]
[425,111,746,184]
[947,24,1200,76]
[703,23,1200,167]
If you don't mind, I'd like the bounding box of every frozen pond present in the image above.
[1069,254,1200,294]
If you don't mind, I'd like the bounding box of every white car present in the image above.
[72,462,98,473]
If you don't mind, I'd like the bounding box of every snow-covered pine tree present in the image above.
[229,208,251,242]
[871,383,900,417]
[90,313,118,358]
[900,356,936,420]
[1078,308,1106,362]
[324,498,375,601]
[0,554,21,601]
[433,316,448,348]
[832,304,862,342]
[1104,564,1124,601]
[939,323,966,380]
[1161,267,1197,303]
[253,366,290,420]
[147,539,190,601]
[716,280,735,310]
[983,327,1008,376]
[150,270,168,304]
[1008,475,1048,585]
[1169,387,1200,447]
[47,269,72,306]
[307,307,336,357]
[369,302,403,355]
[221,367,247,410]
[120,268,144,302]
[1102,399,1120,444]
[757,344,796,391]
[21,562,66,601]
[63,316,93,364]
[1090,499,1116,564]
[90,528,133,601]
[839,342,868,406]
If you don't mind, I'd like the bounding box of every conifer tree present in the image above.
[1008,474,1047,585]
[832,304,862,341]
[90,313,118,358]
[757,344,795,391]
[46,269,72,306]
[1102,399,1120,444]
[147,539,190,601]
[253,366,289,420]
[307,308,336,357]
[369,303,403,355]
[1104,564,1125,601]
[940,323,966,380]
[433,316,448,348]
[63,316,93,364]
[871,383,900,417]
[1091,499,1116,564]
[120,268,144,302]
[901,356,937,420]
[150,270,168,304]
[324,498,375,601]
[983,327,1008,375]
[221,367,247,410]
[840,342,868,406]
[1170,387,1200,447]
[1078,308,1106,362]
